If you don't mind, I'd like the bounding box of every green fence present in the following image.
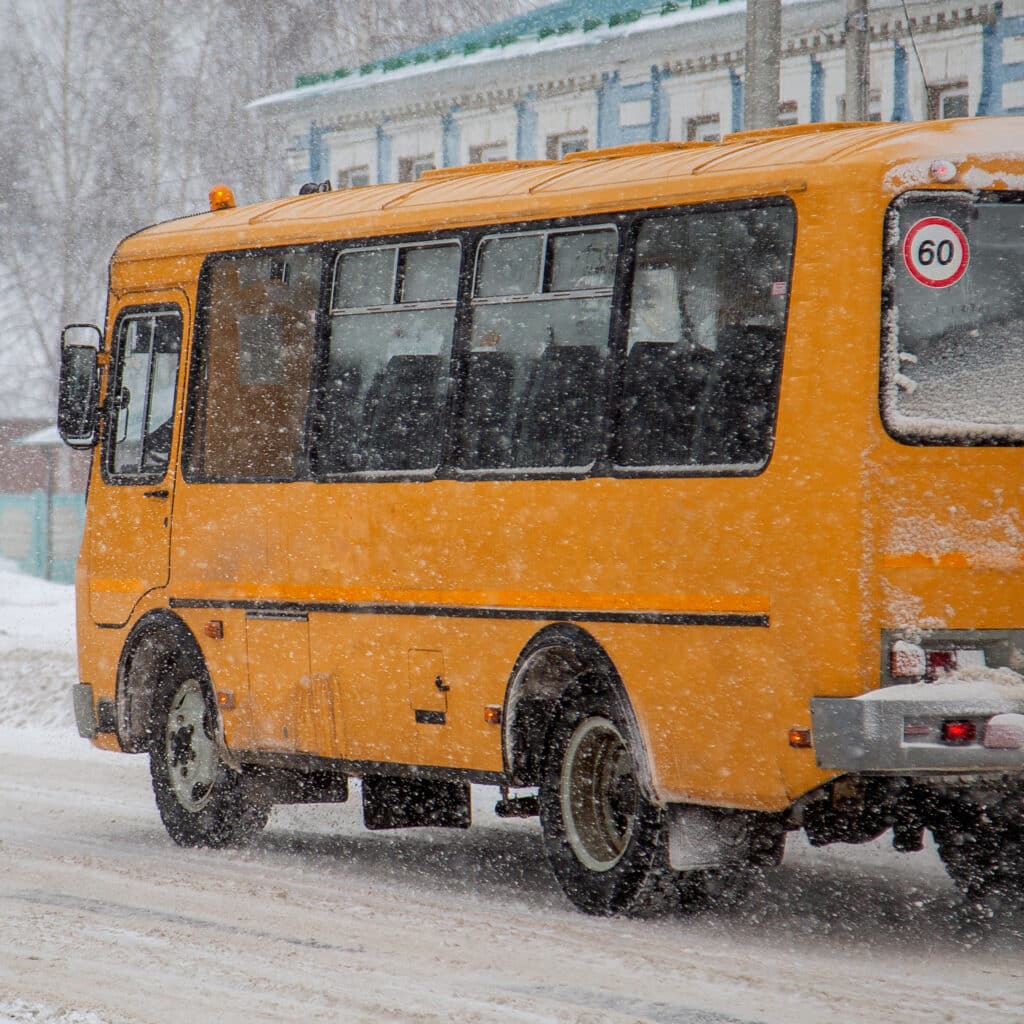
[0,492,85,583]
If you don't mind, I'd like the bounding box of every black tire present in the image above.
[539,686,667,915]
[149,656,269,848]
[932,797,1024,907]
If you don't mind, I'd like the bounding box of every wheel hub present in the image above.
[165,678,219,812]
[560,716,637,872]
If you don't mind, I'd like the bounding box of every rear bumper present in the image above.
[810,692,1024,773]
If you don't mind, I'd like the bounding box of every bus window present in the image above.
[883,192,1024,444]
[455,226,616,471]
[319,240,461,474]
[108,309,182,480]
[185,251,322,482]
[615,202,794,471]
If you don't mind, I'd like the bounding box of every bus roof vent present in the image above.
[419,160,552,182]
[721,121,881,145]
[561,141,712,162]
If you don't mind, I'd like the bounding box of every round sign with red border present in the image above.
[902,216,970,288]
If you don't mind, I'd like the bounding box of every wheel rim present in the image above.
[165,678,219,812]
[560,716,638,872]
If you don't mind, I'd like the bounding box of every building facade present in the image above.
[252,0,1024,193]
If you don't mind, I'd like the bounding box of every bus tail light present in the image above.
[983,714,1024,750]
[889,641,986,680]
[788,727,812,748]
[941,720,976,745]
[925,650,956,677]
[890,640,925,678]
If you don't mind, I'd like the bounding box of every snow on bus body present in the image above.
[812,666,1024,774]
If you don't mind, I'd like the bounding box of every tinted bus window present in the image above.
[185,251,322,481]
[455,226,616,471]
[883,192,1024,444]
[616,203,794,471]
[319,241,460,474]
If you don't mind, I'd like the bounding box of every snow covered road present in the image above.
[1,571,1023,1023]
[3,727,1024,1024]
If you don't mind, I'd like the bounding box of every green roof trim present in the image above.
[293,0,739,90]
[607,8,641,26]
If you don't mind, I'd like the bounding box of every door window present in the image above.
[107,309,182,481]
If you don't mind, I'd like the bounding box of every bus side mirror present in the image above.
[57,323,103,449]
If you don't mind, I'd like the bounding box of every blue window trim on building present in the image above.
[996,6,1024,115]
[729,68,743,133]
[515,95,538,159]
[652,66,670,141]
[309,123,326,182]
[892,41,911,121]
[810,56,824,123]
[596,69,664,148]
[376,123,393,184]
[442,107,461,167]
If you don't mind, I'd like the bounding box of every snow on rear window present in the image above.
[882,191,1024,444]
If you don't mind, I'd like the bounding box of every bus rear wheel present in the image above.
[149,660,268,848]
[932,796,1024,909]
[539,689,666,915]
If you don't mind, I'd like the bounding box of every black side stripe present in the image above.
[169,597,768,628]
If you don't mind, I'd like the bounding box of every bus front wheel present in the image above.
[539,688,666,915]
[148,660,268,848]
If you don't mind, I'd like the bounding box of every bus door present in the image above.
[88,296,187,626]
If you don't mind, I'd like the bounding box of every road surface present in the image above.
[1,726,1022,1024]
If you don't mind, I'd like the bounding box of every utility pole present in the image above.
[844,0,870,120]
[743,0,782,130]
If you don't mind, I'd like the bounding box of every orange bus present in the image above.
[60,117,1024,915]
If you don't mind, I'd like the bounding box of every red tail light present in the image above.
[926,651,956,678]
[941,720,976,745]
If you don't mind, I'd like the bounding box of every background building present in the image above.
[0,422,87,583]
[252,0,1024,192]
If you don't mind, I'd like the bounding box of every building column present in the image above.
[651,66,670,141]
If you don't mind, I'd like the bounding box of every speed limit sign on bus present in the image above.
[902,216,970,288]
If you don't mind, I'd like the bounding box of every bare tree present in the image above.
[0,0,536,414]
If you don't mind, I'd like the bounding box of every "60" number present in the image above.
[903,217,969,288]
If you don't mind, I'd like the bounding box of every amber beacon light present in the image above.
[208,183,236,211]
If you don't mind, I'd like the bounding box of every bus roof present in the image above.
[118,117,1024,263]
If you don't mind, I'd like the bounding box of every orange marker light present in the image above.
[217,691,236,710]
[209,184,236,211]
[204,620,224,640]
[484,705,502,726]
[788,727,812,748]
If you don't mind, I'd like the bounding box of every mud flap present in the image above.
[668,805,753,871]
[362,775,471,830]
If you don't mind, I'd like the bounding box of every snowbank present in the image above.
[0,563,78,730]
[0,1001,107,1024]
